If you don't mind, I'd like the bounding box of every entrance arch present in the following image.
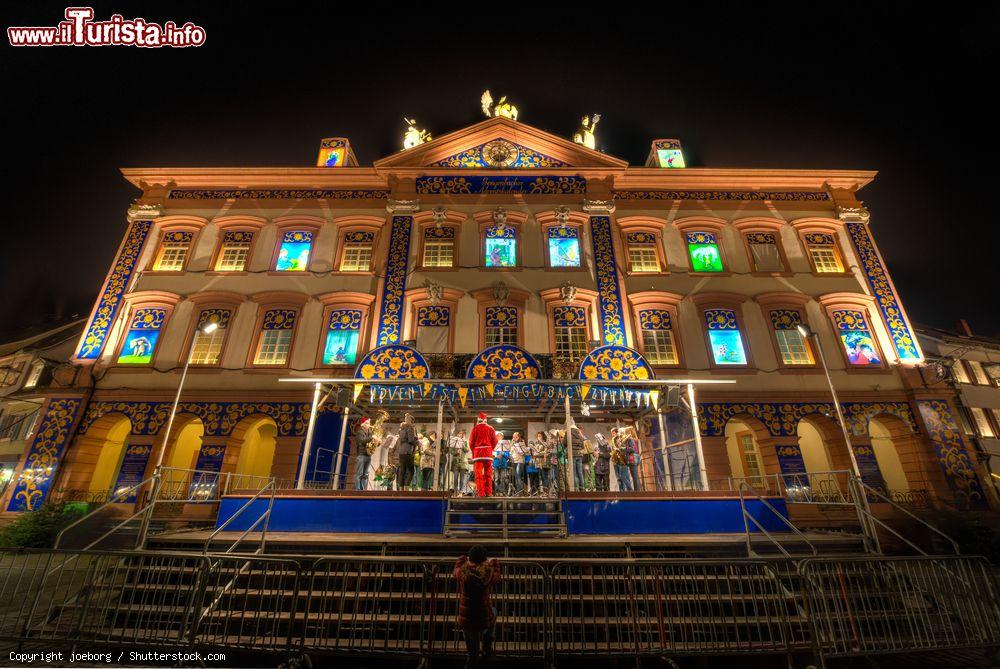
[795,418,835,475]
[225,416,279,484]
[163,416,204,472]
[868,414,911,494]
[65,413,132,497]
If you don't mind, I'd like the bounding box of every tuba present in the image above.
[367,409,389,455]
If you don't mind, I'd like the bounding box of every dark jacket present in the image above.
[354,425,373,454]
[397,423,418,455]
[594,439,611,475]
[453,556,501,631]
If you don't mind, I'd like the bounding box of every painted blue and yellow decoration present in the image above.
[354,344,430,402]
[578,345,655,405]
[416,175,586,196]
[589,216,627,346]
[704,308,747,365]
[844,221,923,363]
[553,305,586,328]
[416,305,451,326]
[916,399,986,509]
[464,345,542,403]
[7,397,85,512]
[117,308,166,365]
[77,219,153,360]
[275,230,313,272]
[433,140,567,169]
[547,226,581,267]
[323,309,362,366]
[485,306,518,329]
[832,309,882,366]
[376,216,413,346]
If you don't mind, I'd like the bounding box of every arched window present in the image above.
[675,217,728,274]
[692,293,751,368]
[113,292,181,366]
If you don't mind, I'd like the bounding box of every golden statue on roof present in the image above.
[573,114,601,150]
[481,90,519,120]
[402,118,432,150]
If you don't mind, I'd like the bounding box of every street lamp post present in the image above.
[796,324,861,478]
[152,321,220,473]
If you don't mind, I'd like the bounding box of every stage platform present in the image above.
[213,490,796,537]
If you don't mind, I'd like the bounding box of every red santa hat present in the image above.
[478,412,488,421]
[359,417,370,425]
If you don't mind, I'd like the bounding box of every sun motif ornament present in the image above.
[465,345,542,400]
[577,345,655,406]
[354,345,430,402]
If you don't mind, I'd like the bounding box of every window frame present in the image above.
[540,287,599,361]
[754,293,818,371]
[969,407,997,439]
[819,299,889,371]
[736,430,766,480]
[617,217,668,275]
[474,209,527,272]
[733,218,791,276]
[247,292,308,370]
[111,292,181,369]
[270,217,323,274]
[178,291,245,369]
[628,291,685,369]
[315,292,375,368]
[414,210,463,271]
[209,216,265,274]
[146,218,206,274]
[401,287,463,354]
[674,217,730,276]
[537,209,589,271]
[965,359,992,386]
[471,287,530,350]
[791,218,851,277]
[692,292,753,371]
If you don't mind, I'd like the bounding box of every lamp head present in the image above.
[796,324,814,339]
[201,322,219,335]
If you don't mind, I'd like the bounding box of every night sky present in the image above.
[2,3,997,340]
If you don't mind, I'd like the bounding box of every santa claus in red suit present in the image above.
[468,411,498,497]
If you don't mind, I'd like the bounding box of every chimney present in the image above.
[957,319,974,337]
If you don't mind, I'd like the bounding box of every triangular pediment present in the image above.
[373,116,629,170]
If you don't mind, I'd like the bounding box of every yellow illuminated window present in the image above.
[952,362,971,384]
[422,240,454,268]
[628,245,660,273]
[154,242,189,271]
[216,241,250,271]
[737,432,764,479]
[808,246,844,273]
[555,326,588,358]
[970,408,996,438]
[641,329,678,365]
[254,330,292,366]
[190,328,226,365]
[966,360,991,385]
[486,326,517,346]
[341,243,373,272]
[775,329,814,365]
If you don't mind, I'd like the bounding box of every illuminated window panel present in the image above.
[555,327,588,358]
[190,328,226,365]
[641,330,678,365]
[215,232,254,272]
[341,244,372,271]
[804,233,844,273]
[423,240,454,268]
[738,432,765,479]
[952,362,971,384]
[153,239,190,271]
[275,231,313,272]
[775,330,814,365]
[547,228,581,268]
[254,330,292,366]
[484,225,517,268]
[970,408,996,438]
[628,245,660,272]
[685,232,724,273]
[831,309,882,366]
[704,309,747,365]
[486,327,517,347]
[323,309,362,365]
[117,308,165,365]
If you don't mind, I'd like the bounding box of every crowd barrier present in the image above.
[1,549,997,664]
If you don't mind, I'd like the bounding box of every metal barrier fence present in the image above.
[799,555,1000,658]
[2,548,999,663]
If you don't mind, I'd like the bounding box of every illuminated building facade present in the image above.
[0,114,989,515]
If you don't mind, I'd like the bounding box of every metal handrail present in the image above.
[53,473,158,550]
[738,480,817,558]
[850,476,960,555]
[202,479,276,555]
